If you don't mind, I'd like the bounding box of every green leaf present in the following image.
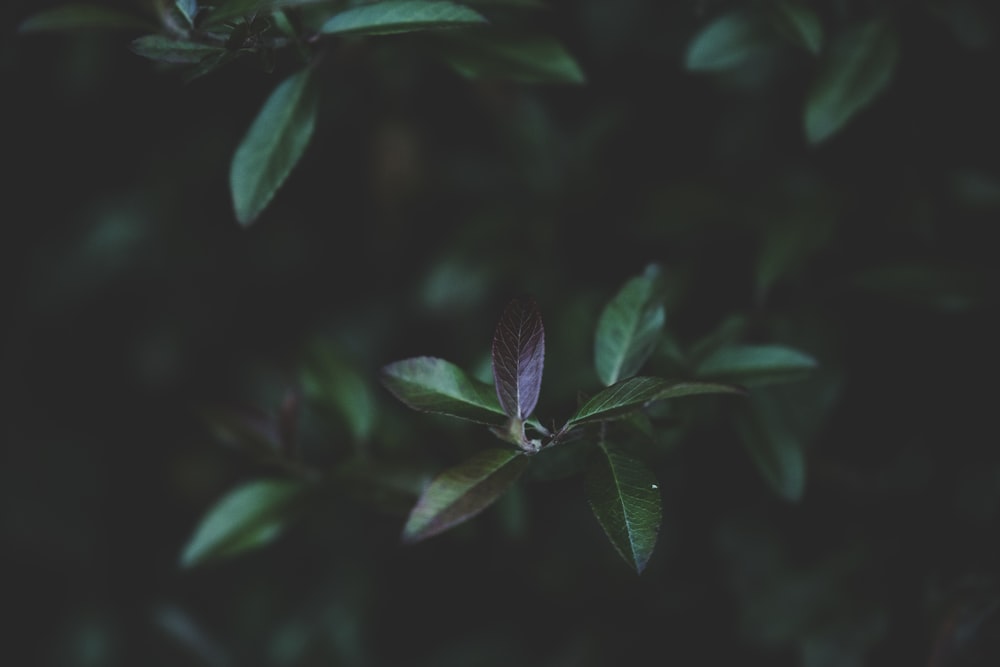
[300,342,377,442]
[804,19,899,144]
[230,68,319,226]
[180,480,304,567]
[381,356,507,425]
[181,49,241,82]
[320,1,487,36]
[767,1,823,55]
[402,448,529,542]
[695,344,818,387]
[566,376,744,427]
[684,10,774,71]
[435,32,585,83]
[594,267,665,386]
[586,442,661,573]
[130,35,225,64]
[737,392,806,502]
[175,0,198,26]
[18,4,155,33]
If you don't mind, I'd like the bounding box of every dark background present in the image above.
[4,1,1000,665]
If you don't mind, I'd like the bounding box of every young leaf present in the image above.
[695,344,818,387]
[585,442,661,574]
[381,356,507,425]
[566,376,743,427]
[767,0,823,55]
[320,1,487,36]
[737,392,806,502]
[230,68,319,226]
[130,35,226,64]
[492,298,545,420]
[175,0,199,27]
[435,33,585,84]
[180,479,304,568]
[804,19,899,144]
[402,448,529,543]
[684,10,774,72]
[594,268,665,386]
[18,4,155,33]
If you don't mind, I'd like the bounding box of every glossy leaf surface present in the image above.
[402,448,528,543]
[567,376,743,427]
[586,442,661,573]
[381,357,506,425]
[594,268,665,386]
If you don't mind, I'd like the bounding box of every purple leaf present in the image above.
[402,448,529,543]
[491,298,545,420]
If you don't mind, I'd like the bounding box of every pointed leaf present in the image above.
[695,344,818,387]
[684,10,774,72]
[586,442,661,573]
[180,480,303,567]
[492,298,545,420]
[175,0,198,26]
[18,4,155,33]
[181,50,241,83]
[402,448,529,543]
[436,33,585,84]
[320,1,487,36]
[737,392,806,502]
[230,68,319,226]
[130,35,225,64]
[381,357,507,425]
[567,376,743,427]
[595,268,665,386]
[805,19,899,144]
[767,1,823,55]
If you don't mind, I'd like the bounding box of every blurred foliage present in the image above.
[5,0,1000,665]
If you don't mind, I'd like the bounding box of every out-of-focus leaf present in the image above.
[381,357,507,425]
[201,404,280,459]
[492,298,545,420]
[594,266,665,386]
[926,0,995,51]
[585,442,661,573]
[684,10,774,71]
[755,214,835,299]
[203,0,326,27]
[567,377,744,427]
[688,314,749,365]
[852,263,993,312]
[696,344,818,387]
[175,0,198,26]
[320,1,486,36]
[402,448,528,542]
[804,19,899,144]
[301,341,376,442]
[230,68,319,226]
[335,459,425,515]
[180,480,304,567]
[767,1,823,55]
[18,4,155,32]
[435,32,585,83]
[130,35,225,64]
[181,49,241,82]
[737,391,806,502]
